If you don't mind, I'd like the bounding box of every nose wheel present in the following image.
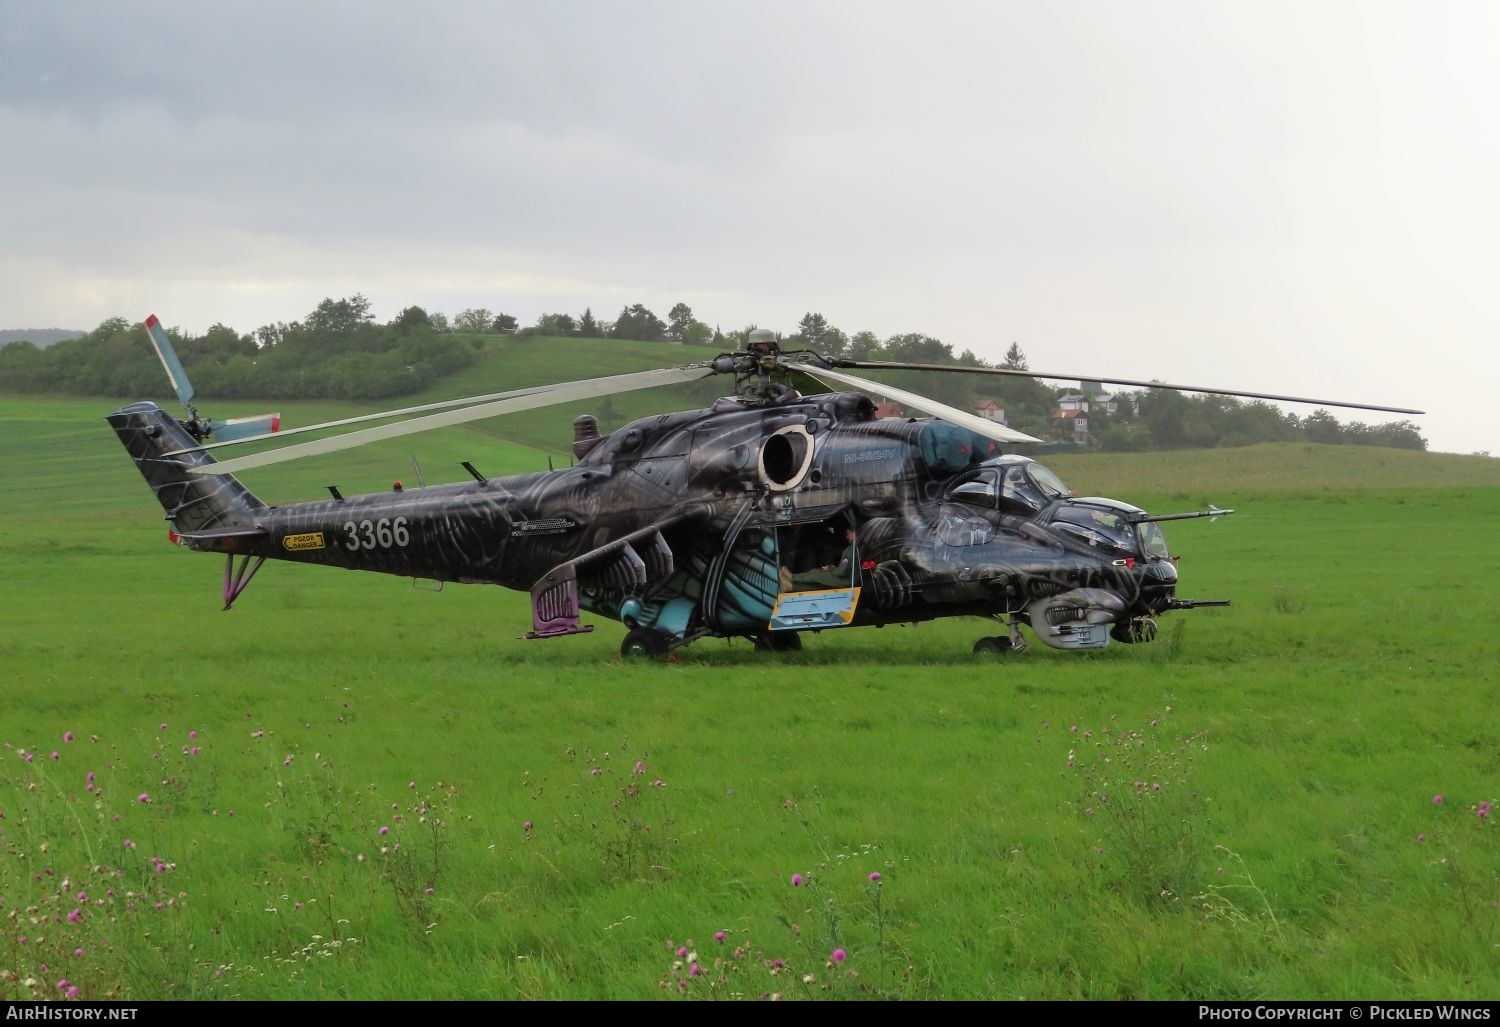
[1109,617,1159,644]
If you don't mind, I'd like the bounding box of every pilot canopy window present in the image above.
[1050,506,1136,554]
[945,464,1056,514]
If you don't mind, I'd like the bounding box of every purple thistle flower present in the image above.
[1433,794,1445,805]
[67,909,80,923]
[523,820,533,832]
[137,793,149,803]
[159,723,167,731]
[869,871,881,882]
[677,946,688,958]
[50,751,59,760]
[689,963,701,977]
[791,873,803,886]
[831,948,847,963]
[1416,833,1426,842]
[379,826,389,836]
[122,838,134,848]
[66,987,78,1000]
[64,732,74,743]
[714,931,726,943]
[73,948,84,958]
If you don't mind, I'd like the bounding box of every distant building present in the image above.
[974,399,1007,424]
[1050,408,1091,444]
[1057,392,1090,414]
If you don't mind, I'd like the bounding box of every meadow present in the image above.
[1,384,1498,1002]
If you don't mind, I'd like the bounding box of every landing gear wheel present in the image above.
[973,635,1017,654]
[1110,618,1159,644]
[620,628,671,659]
[754,632,803,652]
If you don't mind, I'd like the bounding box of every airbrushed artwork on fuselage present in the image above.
[110,385,1208,654]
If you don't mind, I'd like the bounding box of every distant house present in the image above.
[974,399,1007,424]
[1057,392,1090,414]
[874,401,905,419]
[1052,409,1091,444]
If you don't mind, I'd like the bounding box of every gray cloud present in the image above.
[2,1,1495,453]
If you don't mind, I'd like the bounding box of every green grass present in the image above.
[1,394,1498,1001]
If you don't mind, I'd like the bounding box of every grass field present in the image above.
[2,387,1498,1002]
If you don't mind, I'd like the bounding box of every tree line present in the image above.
[0,296,1425,450]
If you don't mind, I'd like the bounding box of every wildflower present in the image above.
[714,931,726,943]
[689,963,701,977]
[66,987,78,999]
[57,979,69,992]
[64,732,74,743]
[791,873,803,886]
[408,781,416,789]
[23,753,33,763]
[1479,802,1492,820]
[137,793,149,803]
[869,871,881,882]
[67,909,81,922]
[50,751,59,760]
[677,946,688,958]
[379,826,390,836]
[772,958,785,969]
[1433,794,1445,805]
[189,730,197,739]
[831,948,847,963]
[634,761,646,774]
[523,820,533,832]
[73,948,84,957]
[1416,834,1426,842]
[160,723,168,731]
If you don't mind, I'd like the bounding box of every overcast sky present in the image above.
[3,2,1495,453]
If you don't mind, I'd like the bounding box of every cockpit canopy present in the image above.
[945,455,1071,516]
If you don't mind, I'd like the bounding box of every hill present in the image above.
[0,327,84,347]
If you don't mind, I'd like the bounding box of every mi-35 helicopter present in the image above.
[109,318,1421,657]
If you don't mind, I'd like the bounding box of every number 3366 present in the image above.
[342,517,410,551]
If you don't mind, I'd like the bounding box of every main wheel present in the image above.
[620,628,671,659]
[973,635,1015,654]
[754,632,803,652]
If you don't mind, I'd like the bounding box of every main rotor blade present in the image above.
[163,385,556,456]
[839,360,1424,415]
[784,362,1044,444]
[190,365,716,476]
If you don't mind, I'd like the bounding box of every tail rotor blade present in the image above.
[143,315,195,410]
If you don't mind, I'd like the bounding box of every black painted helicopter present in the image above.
[110,320,1421,657]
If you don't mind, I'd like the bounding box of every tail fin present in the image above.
[107,401,268,533]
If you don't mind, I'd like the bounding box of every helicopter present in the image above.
[109,320,1422,657]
